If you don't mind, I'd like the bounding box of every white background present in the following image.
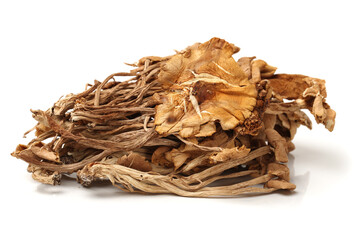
[0,0,358,239]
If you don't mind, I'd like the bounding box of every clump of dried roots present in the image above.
[11,38,336,197]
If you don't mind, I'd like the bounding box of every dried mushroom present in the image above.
[155,38,258,137]
[11,38,336,197]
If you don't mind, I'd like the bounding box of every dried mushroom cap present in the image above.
[268,74,336,131]
[158,38,245,87]
[210,146,250,164]
[155,38,258,137]
[29,142,60,163]
[151,146,173,168]
[251,59,277,83]
[268,74,311,100]
[267,162,290,181]
[27,165,61,185]
[117,152,152,172]
[266,179,296,190]
[237,56,256,79]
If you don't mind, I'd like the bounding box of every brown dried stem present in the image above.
[11,37,335,197]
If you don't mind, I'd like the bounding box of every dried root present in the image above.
[11,38,336,197]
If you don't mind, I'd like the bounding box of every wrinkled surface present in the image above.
[155,38,258,137]
[11,37,336,197]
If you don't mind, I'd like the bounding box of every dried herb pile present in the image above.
[11,38,336,197]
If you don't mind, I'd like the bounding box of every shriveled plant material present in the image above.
[11,38,336,197]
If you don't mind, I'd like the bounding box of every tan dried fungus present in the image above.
[11,37,336,197]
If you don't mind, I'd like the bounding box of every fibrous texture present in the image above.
[11,38,336,197]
